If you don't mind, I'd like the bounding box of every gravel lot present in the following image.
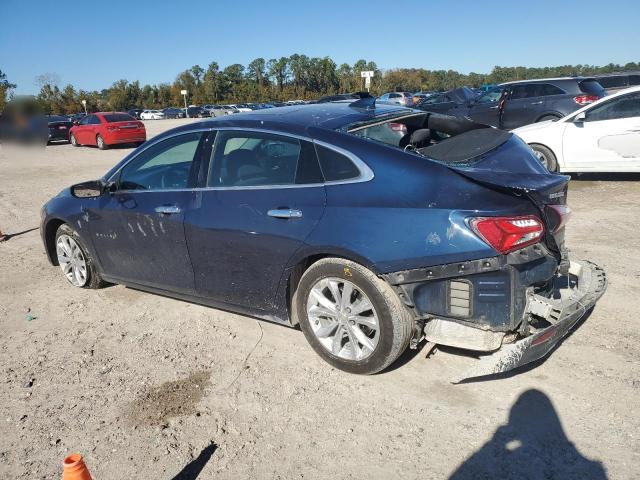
[0,118,638,479]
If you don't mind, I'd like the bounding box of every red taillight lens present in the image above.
[574,95,599,105]
[137,122,145,129]
[389,122,407,134]
[470,216,545,254]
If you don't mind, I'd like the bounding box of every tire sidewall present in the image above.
[96,135,106,149]
[296,260,398,375]
[531,144,558,172]
[70,134,78,146]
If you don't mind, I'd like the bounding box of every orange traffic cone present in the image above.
[62,453,92,480]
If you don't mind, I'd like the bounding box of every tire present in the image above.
[530,143,558,172]
[70,133,79,147]
[536,114,561,123]
[96,134,108,150]
[294,258,413,375]
[54,224,107,289]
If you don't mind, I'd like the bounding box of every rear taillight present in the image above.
[389,122,407,134]
[137,122,144,129]
[573,95,599,105]
[470,216,544,254]
[546,204,572,232]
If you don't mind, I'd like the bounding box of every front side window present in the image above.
[89,115,101,125]
[118,132,203,190]
[79,116,91,125]
[475,87,503,104]
[208,131,323,187]
[586,92,640,122]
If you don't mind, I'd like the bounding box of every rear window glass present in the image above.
[579,80,606,96]
[47,115,68,122]
[104,113,135,123]
[316,145,360,181]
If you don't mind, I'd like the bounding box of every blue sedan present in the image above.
[40,99,606,378]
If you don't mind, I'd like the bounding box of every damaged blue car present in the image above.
[40,98,606,379]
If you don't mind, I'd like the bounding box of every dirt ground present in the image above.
[0,118,638,479]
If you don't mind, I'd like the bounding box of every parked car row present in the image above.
[378,77,607,130]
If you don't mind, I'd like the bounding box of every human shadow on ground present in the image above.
[449,389,607,480]
[170,443,217,480]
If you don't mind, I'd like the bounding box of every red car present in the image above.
[69,112,146,150]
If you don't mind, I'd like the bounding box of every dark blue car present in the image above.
[40,99,606,378]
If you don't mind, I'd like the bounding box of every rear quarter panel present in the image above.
[299,129,538,274]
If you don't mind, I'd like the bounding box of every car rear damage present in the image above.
[346,108,607,380]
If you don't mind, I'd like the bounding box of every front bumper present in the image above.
[455,260,606,381]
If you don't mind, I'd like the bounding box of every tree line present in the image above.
[1,57,639,115]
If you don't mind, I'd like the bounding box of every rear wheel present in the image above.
[295,258,413,375]
[530,143,558,172]
[70,133,79,147]
[96,134,108,150]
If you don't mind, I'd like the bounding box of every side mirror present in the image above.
[573,112,586,123]
[73,120,79,126]
[71,180,104,198]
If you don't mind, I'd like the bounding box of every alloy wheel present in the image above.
[306,277,380,361]
[56,234,88,287]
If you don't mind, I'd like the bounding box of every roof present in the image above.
[194,101,412,131]
[500,77,594,86]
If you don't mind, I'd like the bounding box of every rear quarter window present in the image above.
[316,145,360,181]
[104,113,135,123]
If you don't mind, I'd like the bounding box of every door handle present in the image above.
[155,205,181,215]
[530,101,543,105]
[268,209,303,219]
[490,106,499,110]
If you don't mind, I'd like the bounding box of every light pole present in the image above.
[81,99,87,114]
[181,90,188,118]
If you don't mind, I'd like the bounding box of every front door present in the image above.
[89,131,209,293]
[466,87,504,127]
[185,129,326,311]
[562,90,640,171]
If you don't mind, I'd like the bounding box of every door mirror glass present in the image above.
[573,112,586,123]
[71,180,103,198]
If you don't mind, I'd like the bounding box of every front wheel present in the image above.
[530,143,558,172]
[295,258,413,375]
[70,133,79,147]
[55,224,107,289]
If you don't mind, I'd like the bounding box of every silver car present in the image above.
[378,92,414,106]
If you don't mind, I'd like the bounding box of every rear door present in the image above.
[562,90,640,171]
[501,84,543,129]
[185,129,326,311]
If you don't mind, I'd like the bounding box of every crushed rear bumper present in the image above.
[454,260,606,381]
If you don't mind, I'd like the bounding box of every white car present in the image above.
[140,109,165,120]
[514,86,640,172]
[225,104,252,113]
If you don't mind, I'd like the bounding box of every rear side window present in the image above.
[104,113,135,123]
[541,84,565,96]
[629,75,640,86]
[316,144,360,181]
[208,131,323,187]
[579,80,606,97]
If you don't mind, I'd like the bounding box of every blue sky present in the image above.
[1,0,638,95]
